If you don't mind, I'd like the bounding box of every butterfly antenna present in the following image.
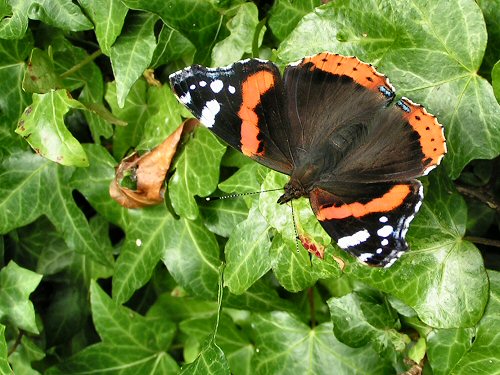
[290,200,300,253]
[205,188,283,201]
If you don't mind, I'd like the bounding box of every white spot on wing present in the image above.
[200,99,220,127]
[180,92,191,104]
[190,84,196,90]
[358,253,372,262]
[379,216,388,223]
[200,81,207,87]
[337,230,370,248]
[376,248,383,254]
[377,225,393,238]
[210,80,223,93]
[381,239,389,246]
[228,85,235,94]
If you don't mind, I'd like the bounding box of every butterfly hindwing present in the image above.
[309,180,423,267]
[169,60,294,174]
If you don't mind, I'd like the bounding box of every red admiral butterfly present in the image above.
[169,52,446,268]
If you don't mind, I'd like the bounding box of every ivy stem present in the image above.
[308,288,316,329]
[7,331,24,356]
[464,236,500,248]
[455,183,499,212]
[60,49,103,78]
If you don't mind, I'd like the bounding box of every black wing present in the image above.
[169,59,295,175]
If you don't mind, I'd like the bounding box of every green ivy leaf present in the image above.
[211,2,262,66]
[0,325,10,374]
[69,144,128,226]
[112,205,176,304]
[180,338,230,375]
[180,314,252,375]
[278,0,500,178]
[0,152,114,268]
[452,271,500,373]
[493,60,500,103]
[136,84,185,151]
[251,311,392,374]
[22,48,62,93]
[168,127,226,220]
[16,90,89,167]
[151,26,195,68]
[8,335,45,374]
[0,34,32,133]
[110,12,158,108]
[162,217,222,300]
[223,280,298,313]
[200,197,249,238]
[348,175,489,328]
[0,262,42,333]
[426,327,475,375]
[0,0,31,39]
[122,0,225,64]
[328,291,409,369]
[78,0,128,56]
[105,79,149,159]
[477,0,500,77]
[268,0,320,42]
[46,281,179,374]
[28,0,93,32]
[224,206,272,294]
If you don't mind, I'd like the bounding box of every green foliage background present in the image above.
[0,0,499,374]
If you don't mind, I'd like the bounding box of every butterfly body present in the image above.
[169,52,446,267]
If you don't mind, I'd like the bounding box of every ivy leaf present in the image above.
[278,0,500,178]
[348,175,489,328]
[168,127,226,220]
[251,311,392,374]
[0,34,32,133]
[477,0,500,77]
[452,271,500,373]
[180,315,252,375]
[8,335,45,374]
[16,90,89,167]
[28,0,93,32]
[493,60,500,103]
[78,0,128,56]
[46,281,179,374]
[110,12,158,108]
[224,206,272,295]
[0,325,10,375]
[151,26,195,68]
[268,0,320,42]
[211,2,262,66]
[112,205,177,304]
[200,197,249,238]
[426,327,475,375]
[22,48,62,93]
[180,338,230,375]
[162,217,222,300]
[122,0,225,64]
[0,152,114,269]
[328,291,409,369]
[0,0,31,39]
[0,261,42,334]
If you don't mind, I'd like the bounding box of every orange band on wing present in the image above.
[301,52,394,96]
[316,184,411,220]
[397,98,446,172]
[238,70,275,156]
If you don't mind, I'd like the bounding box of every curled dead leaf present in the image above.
[110,119,199,208]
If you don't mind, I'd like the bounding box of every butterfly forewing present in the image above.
[169,60,294,175]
